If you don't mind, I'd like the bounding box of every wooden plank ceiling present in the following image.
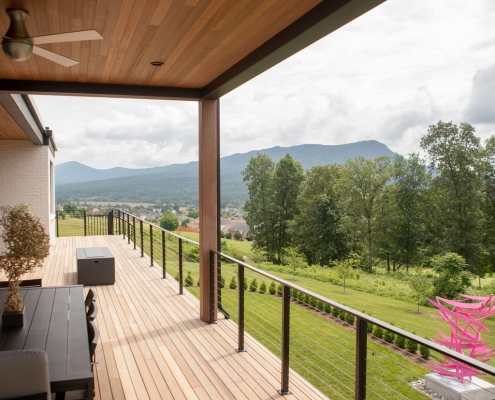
[0,0,323,89]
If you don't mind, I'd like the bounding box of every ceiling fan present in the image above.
[0,9,103,67]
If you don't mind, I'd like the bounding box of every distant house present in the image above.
[189,218,200,230]
[222,220,249,240]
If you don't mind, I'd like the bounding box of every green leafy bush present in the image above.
[339,310,347,321]
[373,326,384,339]
[308,296,318,308]
[367,323,374,333]
[277,284,282,296]
[419,344,430,359]
[197,279,200,287]
[269,281,276,295]
[249,279,258,292]
[395,335,406,348]
[316,301,325,311]
[219,275,225,289]
[243,278,247,291]
[185,271,194,287]
[259,282,267,294]
[345,313,355,325]
[324,304,332,314]
[229,277,237,289]
[332,307,340,318]
[384,330,395,343]
[291,289,299,299]
[406,339,418,353]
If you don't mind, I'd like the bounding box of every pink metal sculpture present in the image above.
[428,295,495,382]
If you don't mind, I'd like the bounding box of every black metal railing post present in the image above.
[108,210,114,235]
[279,284,291,395]
[178,238,183,294]
[56,211,59,237]
[162,230,166,279]
[83,210,87,236]
[355,316,368,400]
[128,215,131,244]
[122,212,126,239]
[150,224,154,266]
[236,263,245,352]
[133,217,136,249]
[209,251,216,323]
[118,210,121,235]
[140,220,144,257]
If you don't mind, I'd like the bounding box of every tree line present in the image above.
[242,121,495,279]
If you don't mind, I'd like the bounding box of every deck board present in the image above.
[0,235,327,400]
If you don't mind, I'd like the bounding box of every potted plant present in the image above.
[0,204,50,327]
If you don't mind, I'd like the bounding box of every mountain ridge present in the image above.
[56,140,396,206]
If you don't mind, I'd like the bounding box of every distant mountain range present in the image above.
[56,140,396,206]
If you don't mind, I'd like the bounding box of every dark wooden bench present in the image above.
[0,278,42,289]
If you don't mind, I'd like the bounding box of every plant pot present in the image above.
[2,306,24,327]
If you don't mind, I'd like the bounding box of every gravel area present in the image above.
[409,379,448,400]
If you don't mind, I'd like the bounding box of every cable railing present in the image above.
[213,250,495,400]
[56,209,114,237]
[114,209,495,400]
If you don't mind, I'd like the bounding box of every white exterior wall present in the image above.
[0,140,55,252]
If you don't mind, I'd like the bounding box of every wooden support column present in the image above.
[199,99,220,323]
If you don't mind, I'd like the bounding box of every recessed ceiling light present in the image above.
[150,61,164,67]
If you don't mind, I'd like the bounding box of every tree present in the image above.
[271,154,304,263]
[431,252,471,299]
[234,231,242,241]
[389,154,431,272]
[242,154,276,260]
[420,121,483,272]
[159,213,179,231]
[337,156,392,272]
[408,267,432,312]
[480,136,495,274]
[187,209,199,218]
[291,165,348,266]
[334,254,359,293]
[282,247,307,279]
[63,203,76,213]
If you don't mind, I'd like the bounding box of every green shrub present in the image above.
[339,310,347,321]
[308,297,318,308]
[317,301,325,311]
[406,339,418,353]
[249,279,258,292]
[219,275,225,289]
[269,281,276,295]
[373,326,384,339]
[277,284,283,296]
[324,304,332,314]
[367,323,374,333]
[229,277,237,289]
[291,289,299,299]
[332,307,340,318]
[345,313,355,325]
[395,335,406,348]
[243,278,247,291]
[419,344,430,359]
[185,271,194,287]
[384,330,395,343]
[197,279,200,286]
[259,282,267,294]
[299,292,307,303]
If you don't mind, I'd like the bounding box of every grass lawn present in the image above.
[57,216,85,236]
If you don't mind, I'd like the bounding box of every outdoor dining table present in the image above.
[0,285,94,398]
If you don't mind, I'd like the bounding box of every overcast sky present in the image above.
[33,0,495,170]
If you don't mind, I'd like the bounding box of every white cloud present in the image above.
[33,0,495,169]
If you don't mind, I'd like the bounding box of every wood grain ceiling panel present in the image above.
[0,0,321,88]
[0,103,29,140]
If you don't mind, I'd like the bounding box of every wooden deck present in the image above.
[6,235,327,400]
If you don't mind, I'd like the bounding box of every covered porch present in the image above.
[8,234,325,400]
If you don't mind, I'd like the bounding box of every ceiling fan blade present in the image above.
[32,46,79,67]
[33,30,103,45]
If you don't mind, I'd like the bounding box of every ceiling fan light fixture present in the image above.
[2,9,33,61]
[150,61,164,67]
